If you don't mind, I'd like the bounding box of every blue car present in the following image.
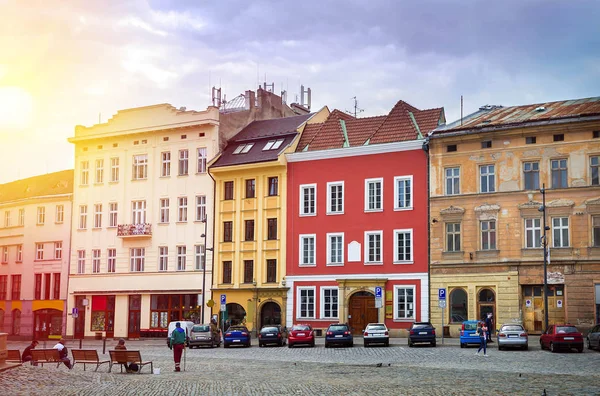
[325,323,353,348]
[223,325,251,348]
[460,320,481,348]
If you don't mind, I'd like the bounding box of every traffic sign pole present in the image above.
[438,288,446,345]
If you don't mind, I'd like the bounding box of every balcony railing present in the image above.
[117,223,152,237]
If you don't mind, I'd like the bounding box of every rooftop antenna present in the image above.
[345,96,364,118]
[460,95,463,125]
[300,85,311,110]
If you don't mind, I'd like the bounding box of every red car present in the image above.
[540,324,584,353]
[288,324,315,348]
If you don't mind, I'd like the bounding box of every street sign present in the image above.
[72,307,78,315]
[375,299,383,309]
[375,286,383,298]
[72,313,78,319]
[220,304,226,312]
[438,288,446,300]
[220,294,226,304]
[438,300,447,309]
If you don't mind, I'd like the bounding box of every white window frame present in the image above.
[445,167,460,196]
[327,181,344,215]
[36,243,44,260]
[480,220,497,250]
[394,175,413,211]
[195,244,205,270]
[299,184,317,216]
[107,249,116,273]
[37,206,45,225]
[393,229,413,264]
[320,287,339,319]
[92,249,101,273]
[80,160,89,185]
[158,246,168,271]
[129,248,145,272]
[446,222,461,252]
[197,147,207,173]
[16,244,22,262]
[178,197,188,222]
[78,205,87,229]
[161,151,171,177]
[393,285,416,321]
[95,159,104,183]
[525,218,542,248]
[4,211,10,227]
[77,250,85,274]
[296,286,316,319]
[54,242,62,260]
[326,233,344,266]
[364,178,383,212]
[18,208,24,226]
[131,200,146,224]
[110,157,119,182]
[364,230,383,264]
[178,149,189,176]
[195,195,206,222]
[2,246,8,263]
[55,205,64,223]
[132,154,148,180]
[159,198,170,223]
[552,217,570,248]
[479,164,495,193]
[93,204,102,228]
[109,203,118,227]
[177,245,186,271]
[299,234,316,267]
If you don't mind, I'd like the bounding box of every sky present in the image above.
[0,0,599,183]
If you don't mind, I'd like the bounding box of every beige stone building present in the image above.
[428,97,600,336]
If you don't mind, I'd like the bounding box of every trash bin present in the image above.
[95,332,102,340]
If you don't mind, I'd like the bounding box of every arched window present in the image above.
[450,288,468,323]
[478,288,495,302]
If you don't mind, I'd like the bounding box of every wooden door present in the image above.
[128,295,141,339]
[348,292,377,335]
[74,296,86,339]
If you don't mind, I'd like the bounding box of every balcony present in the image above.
[117,223,152,238]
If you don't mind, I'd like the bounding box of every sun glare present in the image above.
[0,86,33,129]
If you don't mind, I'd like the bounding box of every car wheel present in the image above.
[587,338,592,350]
[385,340,390,347]
[325,342,329,348]
[522,344,528,351]
[577,346,583,353]
[550,342,556,353]
[460,343,464,348]
[288,343,293,348]
[364,342,368,348]
[539,339,545,350]
[311,341,315,348]
[349,342,354,347]
[278,340,282,347]
[408,340,413,348]
[224,343,229,348]
[431,341,436,347]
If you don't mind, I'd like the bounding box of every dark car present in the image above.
[540,324,584,353]
[288,324,315,348]
[325,323,353,348]
[223,325,251,348]
[408,322,436,347]
[587,324,600,350]
[258,325,287,347]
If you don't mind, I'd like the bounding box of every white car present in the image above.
[363,323,389,347]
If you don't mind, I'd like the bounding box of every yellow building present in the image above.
[428,98,600,336]
[209,109,329,332]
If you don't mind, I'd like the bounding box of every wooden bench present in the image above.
[72,349,110,371]
[30,349,62,368]
[108,350,153,374]
[6,350,22,364]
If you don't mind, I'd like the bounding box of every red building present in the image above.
[285,102,444,336]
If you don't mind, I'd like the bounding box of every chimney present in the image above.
[245,90,256,110]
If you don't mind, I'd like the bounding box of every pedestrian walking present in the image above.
[53,338,72,369]
[22,340,39,366]
[485,313,494,343]
[476,321,489,357]
[169,322,186,372]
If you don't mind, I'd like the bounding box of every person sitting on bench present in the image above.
[22,340,39,366]
[53,338,72,369]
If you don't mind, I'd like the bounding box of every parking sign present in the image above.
[220,294,226,304]
[375,286,382,298]
[438,288,446,300]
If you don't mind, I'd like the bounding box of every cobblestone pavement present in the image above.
[2,338,599,395]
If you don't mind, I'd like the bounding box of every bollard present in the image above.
[103,337,106,354]
[79,338,82,349]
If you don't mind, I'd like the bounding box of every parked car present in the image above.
[288,324,315,348]
[363,323,390,347]
[408,322,436,347]
[223,325,251,348]
[188,324,221,348]
[325,323,353,348]
[459,320,481,348]
[258,325,287,347]
[540,324,584,353]
[586,324,600,350]
[166,321,196,347]
[497,323,528,350]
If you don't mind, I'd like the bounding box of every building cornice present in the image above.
[286,139,424,163]
[0,193,73,207]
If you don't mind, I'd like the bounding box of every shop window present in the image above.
[450,288,468,323]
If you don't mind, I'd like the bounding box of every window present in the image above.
[4,211,10,227]
[525,218,542,248]
[450,288,468,323]
[447,144,457,152]
[195,196,206,222]
[18,208,24,226]
[551,159,568,188]
[161,152,171,177]
[480,165,495,193]
[394,286,415,320]
[16,245,22,262]
[55,205,64,223]
[107,249,116,273]
[394,229,413,263]
[37,207,45,225]
[93,204,102,228]
[177,246,186,271]
[78,205,87,229]
[77,250,85,274]
[177,197,188,222]
[553,134,564,142]
[327,233,344,265]
[223,221,233,242]
[591,156,599,186]
[178,149,189,175]
[552,217,569,247]
[36,243,44,260]
[266,259,277,283]
[132,154,148,180]
[267,218,278,240]
[95,159,104,183]
[34,274,42,299]
[268,177,278,196]
[594,131,600,139]
[263,139,285,151]
[365,178,383,211]
[11,274,21,300]
[130,248,145,272]
[197,147,207,173]
[132,200,146,224]
[300,184,316,216]
[110,157,119,182]
[233,143,254,154]
[224,181,234,200]
[54,242,62,259]
[446,223,461,252]
[0,275,6,300]
[394,176,413,210]
[53,273,61,299]
[298,288,315,319]
[327,182,344,214]
[244,220,255,241]
[109,203,118,227]
[445,167,460,195]
[299,235,316,266]
[245,179,256,198]
[195,245,205,270]
[321,288,339,319]
[92,249,101,273]
[160,198,170,223]
[526,136,536,144]
[523,162,540,190]
[222,261,232,284]
[158,246,168,271]
[593,216,600,247]
[243,260,254,284]
[365,231,383,264]
[481,220,497,250]
[481,140,492,149]
[80,161,89,185]
[1,246,7,263]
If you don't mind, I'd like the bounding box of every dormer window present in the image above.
[263,139,285,151]
[233,143,254,154]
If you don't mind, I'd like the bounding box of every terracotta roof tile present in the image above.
[0,170,74,203]
[345,116,387,146]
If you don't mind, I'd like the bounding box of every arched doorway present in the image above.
[225,303,246,327]
[260,301,281,328]
[348,291,377,334]
[34,309,63,340]
[477,288,496,323]
[12,309,21,335]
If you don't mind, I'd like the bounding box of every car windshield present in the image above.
[556,326,578,333]
[367,324,386,330]
[292,325,310,331]
[412,323,432,329]
[192,325,210,332]
[463,322,478,331]
[329,325,348,331]
[261,327,279,333]
[501,325,523,332]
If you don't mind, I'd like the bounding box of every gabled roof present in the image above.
[230,113,313,142]
[433,96,600,135]
[0,170,74,204]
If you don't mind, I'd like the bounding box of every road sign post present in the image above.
[374,286,383,310]
[438,289,446,345]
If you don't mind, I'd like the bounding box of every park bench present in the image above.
[6,349,22,364]
[71,349,110,371]
[108,350,153,374]
[30,349,62,368]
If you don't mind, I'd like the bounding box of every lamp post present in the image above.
[253,279,258,337]
[538,185,550,331]
[200,215,213,324]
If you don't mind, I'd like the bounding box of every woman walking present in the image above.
[476,321,489,357]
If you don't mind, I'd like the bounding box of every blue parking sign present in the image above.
[220,294,226,304]
[375,286,382,298]
[438,288,446,300]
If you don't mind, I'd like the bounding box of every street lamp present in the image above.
[200,215,213,324]
[538,184,551,331]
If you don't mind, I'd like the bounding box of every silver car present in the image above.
[497,323,528,350]
[586,324,600,350]
[363,323,389,347]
